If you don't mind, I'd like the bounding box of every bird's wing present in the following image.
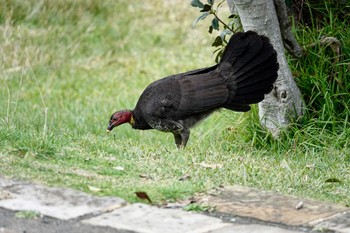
[135,70,229,122]
[173,70,229,117]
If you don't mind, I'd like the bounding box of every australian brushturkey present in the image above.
[107,31,279,148]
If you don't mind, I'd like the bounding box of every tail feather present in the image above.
[218,31,279,110]
[219,33,250,61]
[231,38,263,73]
[235,60,278,94]
[220,31,261,63]
[234,44,275,81]
[234,53,277,89]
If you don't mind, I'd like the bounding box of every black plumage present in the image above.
[107,31,279,148]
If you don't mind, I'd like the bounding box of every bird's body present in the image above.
[108,31,279,148]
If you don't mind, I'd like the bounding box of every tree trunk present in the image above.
[227,0,304,137]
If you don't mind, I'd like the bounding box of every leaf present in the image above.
[193,12,210,26]
[325,178,341,183]
[212,47,222,54]
[113,166,124,171]
[139,173,152,179]
[228,14,237,19]
[215,50,223,63]
[179,174,191,181]
[212,36,223,47]
[88,185,101,193]
[135,191,152,203]
[191,0,204,8]
[208,25,213,34]
[207,0,214,5]
[211,18,219,31]
[200,4,212,12]
[295,201,304,210]
[199,162,223,169]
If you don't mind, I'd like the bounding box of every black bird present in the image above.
[107,31,279,148]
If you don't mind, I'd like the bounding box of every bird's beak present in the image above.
[106,123,114,133]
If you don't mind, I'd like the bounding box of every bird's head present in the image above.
[107,110,133,133]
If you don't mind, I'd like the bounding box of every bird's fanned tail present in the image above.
[218,31,279,111]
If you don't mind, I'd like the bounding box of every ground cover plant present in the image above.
[0,0,349,206]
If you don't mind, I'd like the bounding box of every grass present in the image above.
[1,0,349,206]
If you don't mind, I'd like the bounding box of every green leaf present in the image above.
[215,50,223,63]
[211,18,219,31]
[208,25,213,34]
[325,178,341,183]
[192,12,210,26]
[228,14,237,19]
[191,0,204,8]
[212,36,223,47]
[200,4,212,12]
[213,47,222,54]
[207,0,214,5]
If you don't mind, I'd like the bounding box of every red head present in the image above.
[107,110,133,132]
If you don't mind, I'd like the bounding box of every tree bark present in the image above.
[273,0,304,58]
[227,0,304,137]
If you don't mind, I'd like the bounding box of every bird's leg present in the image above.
[173,129,190,149]
[174,134,182,149]
[147,117,189,148]
[180,128,190,148]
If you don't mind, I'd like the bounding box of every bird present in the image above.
[107,31,279,148]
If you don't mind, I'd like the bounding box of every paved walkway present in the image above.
[0,176,349,233]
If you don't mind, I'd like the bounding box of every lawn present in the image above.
[1,0,349,206]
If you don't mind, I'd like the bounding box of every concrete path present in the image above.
[0,176,349,233]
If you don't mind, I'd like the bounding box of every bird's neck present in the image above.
[122,110,135,126]
[130,110,152,130]
[129,113,135,125]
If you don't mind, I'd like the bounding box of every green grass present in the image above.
[1,0,349,206]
